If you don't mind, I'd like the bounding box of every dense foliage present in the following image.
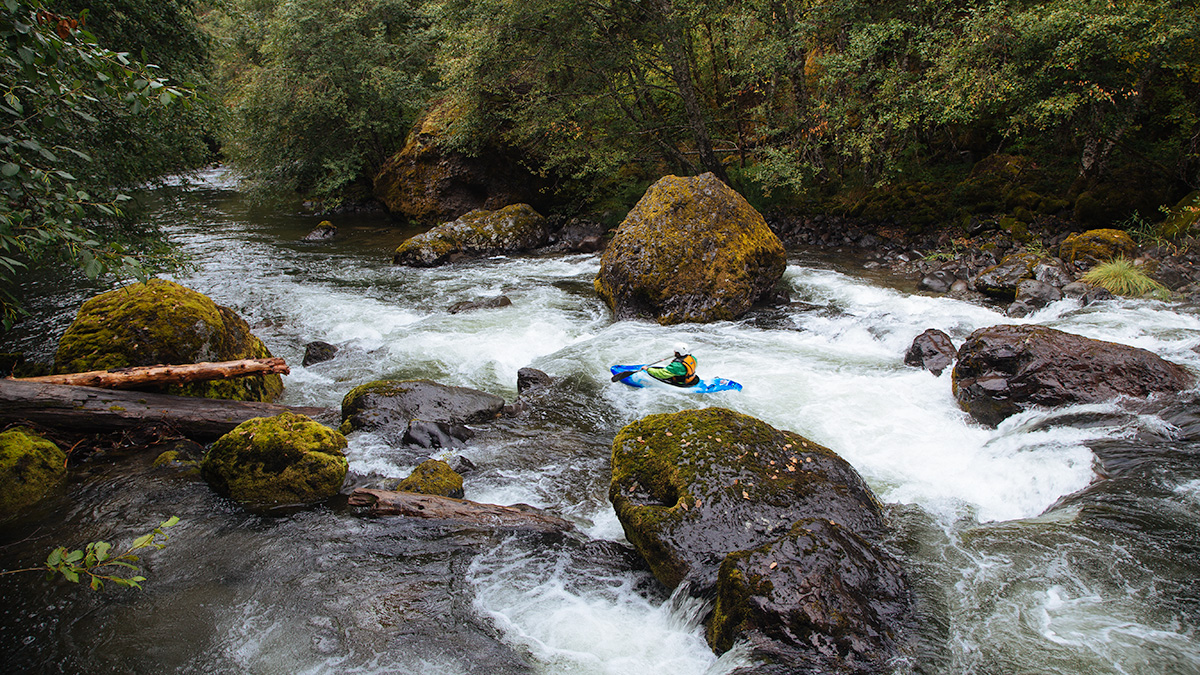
[0,0,196,326]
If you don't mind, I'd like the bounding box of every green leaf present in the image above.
[64,549,85,564]
[2,163,19,177]
[62,569,80,583]
[90,576,103,591]
[46,547,64,567]
[161,516,180,528]
[83,257,102,280]
[131,534,154,549]
[94,541,112,562]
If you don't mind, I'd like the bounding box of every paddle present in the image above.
[611,355,674,382]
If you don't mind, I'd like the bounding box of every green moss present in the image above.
[1161,191,1200,239]
[200,412,348,506]
[0,427,66,519]
[1059,228,1137,264]
[53,279,282,402]
[393,204,548,266]
[394,459,464,498]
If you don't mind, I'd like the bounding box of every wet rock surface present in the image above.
[609,407,912,673]
[904,329,957,376]
[340,379,505,440]
[394,204,552,267]
[952,324,1195,426]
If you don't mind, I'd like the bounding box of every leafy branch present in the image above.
[0,516,179,591]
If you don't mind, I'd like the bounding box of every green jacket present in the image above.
[647,354,698,386]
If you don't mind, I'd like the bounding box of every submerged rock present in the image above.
[340,379,505,439]
[200,412,348,507]
[952,324,1194,426]
[54,279,282,402]
[394,204,551,267]
[0,427,66,519]
[402,419,474,449]
[394,459,464,499]
[448,295,512,314]
[594,173,786,325]
[904,329,956,376]
[302,341,339,366]
[302,220,337,241]
[609,408,911,671]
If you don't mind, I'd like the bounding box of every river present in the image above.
[2,167,1199,674]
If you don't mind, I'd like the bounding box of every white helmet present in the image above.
[673,342,689,355]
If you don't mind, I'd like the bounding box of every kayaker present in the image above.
[646,343,699,387]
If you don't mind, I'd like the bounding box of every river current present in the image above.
[2,168,1199,674]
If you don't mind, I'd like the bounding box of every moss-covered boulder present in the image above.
[200,412,348,507]
[340,379,505,439]
[610,408,911,670]
[1058,228,1137,265]
[372,101,546,224]
[54,279,282,402]
[0,427,66,519]
[594,173,786,325]
[394,459,464,499]
[393,204,551,267]
[952,325,1194,426]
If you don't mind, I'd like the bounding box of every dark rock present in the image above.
[446,455,477,475]
[1033,260,1074,288]
[952,325,1194,426]
[1013,279,1063,310]
[402,419,475,449]
[544,217,609,253]
[594,173,786,324]
[1082,286,1116,305]
[340,379,505,438]
[516,367,553,394]
[1060,281,1091,298]
[904,329,956,376]
[448,295,512,314]
[302,341,339,366]
[302,220,337,241]
[972,252,1041,300]
[610,408,911,671]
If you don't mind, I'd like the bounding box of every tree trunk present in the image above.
[649,0,731,184]
[0,379,334,441]
[348,488,574,533]
[13,357,290,389]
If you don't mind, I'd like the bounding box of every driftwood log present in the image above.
[13,357,290,389]
[0,379,333,441]
[349,488,574,533]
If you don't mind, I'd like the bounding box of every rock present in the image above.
[372,101,546,224]
[0,427,66,519]
[544,217,609,253]
[302,220,337,241]
[446,455,477,475]
[54,279,282,402]
[402,419,474,449]
[609,408,910,670]
[302,341,339,366]
[594,173,786,325]
[349,488,573,533]
[1082,286,1116,305]
[1161,190,1200,238]
[904,329,956,376]
[516,367,553,394]
[1058,229,1137,265]
[952,325,1194,426]
[340,379,505,438]
[1060,281,1091,298]
[393,204,551,267]
[1013,279,1063,310]
[200,412,348,506]
[972,251,1041,300]
[1033,260,1075,288]
[394,459,464,499]
[448,295,512,314]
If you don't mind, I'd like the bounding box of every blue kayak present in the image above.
[610,364,743,393]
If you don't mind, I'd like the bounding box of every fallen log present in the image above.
[12,357,290,389]
[0,379,334,441]
[348,488,574,533]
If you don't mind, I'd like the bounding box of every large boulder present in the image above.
[972,251,1041,301]
[904,328,956,376]
[340,379,505,439]
[393,204,551,267]
[0,427,66,519]
[200,412,348,507]
[1058,228,1137,265]
[610,408,911,672]
[394,459,464,499]
[952,325,1194,426]
[594,173,786,325]
[54,279,282,402]
[372,102,545,224]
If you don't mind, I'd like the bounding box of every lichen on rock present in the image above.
[393,203,551,267]
[53,279,283,402]
[594,172,786,325]
[0,427,66,519]
[394,459,464,499]
[1058,228,1137,265]
[200,412,348,507]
